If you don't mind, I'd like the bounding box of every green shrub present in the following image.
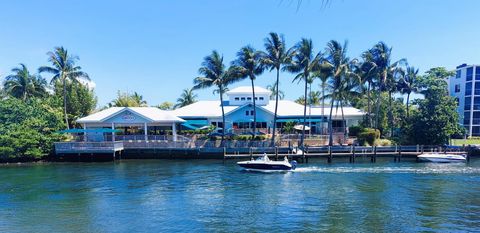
[233,135,252,140]
[358,128,380,146]
[348,125,363,137]
[375,139,392,146]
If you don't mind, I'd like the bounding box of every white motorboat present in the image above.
[237,154,297,171]
[417,153,467,163]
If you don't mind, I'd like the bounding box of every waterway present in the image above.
[1,158,480,232]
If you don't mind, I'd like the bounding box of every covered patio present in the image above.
[76,107,186,142]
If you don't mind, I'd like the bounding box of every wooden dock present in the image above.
[223,145,469,163]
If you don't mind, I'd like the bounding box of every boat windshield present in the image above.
[256,154,270,162]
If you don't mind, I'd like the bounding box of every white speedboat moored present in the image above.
[237,154,297,171]
[417,153,467,163]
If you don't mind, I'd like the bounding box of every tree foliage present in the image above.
[0,97,65,160]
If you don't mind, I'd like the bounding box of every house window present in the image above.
[467,67,473,81]
[245,111,249,116]
[455,97,460,106]
[241,97,245,101]
[254,97,258,100]
[259,97,264,100]
[247,97,252,101]
[250,110,254,115]
[476,67,480,80]
[235,97,239,101]
[464,111,471,125]
[466,82,472,96]
[455,84,460,93]
[456,70,461,79]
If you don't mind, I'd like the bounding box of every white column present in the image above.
[172,123,177,142]
[111,123,115,141]
[144,123,148,141]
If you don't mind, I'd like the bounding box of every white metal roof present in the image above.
[77,107,185,123]
[226,86,271,95]
[172,100,364,118]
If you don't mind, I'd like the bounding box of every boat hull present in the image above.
[417,153,466,163]
[238,163,292,171]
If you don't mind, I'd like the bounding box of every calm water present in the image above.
[1,158,480,233]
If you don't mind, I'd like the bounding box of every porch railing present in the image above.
[54,141,124,153]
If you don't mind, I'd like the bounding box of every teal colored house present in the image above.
[172,86,364,135]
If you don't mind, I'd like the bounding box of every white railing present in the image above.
[54,141,124,153]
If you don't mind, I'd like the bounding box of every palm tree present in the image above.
[4,64,47,100]
[193,51,238,141]
[261,32,293,145]
[266,83,285,100]
[284,38,321,150]
[174,88,198,109]
[367,42,406,131]
[355,53,377,127]
[323,40,352,146]
[39,47,89,129]
[398,66,419,118]
[109,91,147,107]
[232,46,264,136]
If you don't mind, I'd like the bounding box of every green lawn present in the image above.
[451,138,480,146]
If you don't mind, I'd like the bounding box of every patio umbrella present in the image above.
[294,125,310,131]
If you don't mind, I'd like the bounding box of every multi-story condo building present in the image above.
[449,64,480,136]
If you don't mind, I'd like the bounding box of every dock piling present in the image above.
[328,146,332,163]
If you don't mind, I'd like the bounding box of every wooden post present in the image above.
[249,147,253,160]
[223,147,226,164]
[371,146,376,163]
[421,145,424,154]
[275,146,278,161]
[398,145,402,162]
[328,146,332,163]
[352,146,356,163]
[305,146,308,164]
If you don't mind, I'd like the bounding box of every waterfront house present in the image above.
[172,86,364,135]
[76,107,185,141]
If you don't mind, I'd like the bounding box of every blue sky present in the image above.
[0,0,479,107]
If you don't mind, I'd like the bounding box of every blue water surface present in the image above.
[1,158,480,232]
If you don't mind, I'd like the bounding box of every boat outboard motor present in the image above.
[291,160,297,170]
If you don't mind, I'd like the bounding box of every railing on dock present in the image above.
[54,141,124,154]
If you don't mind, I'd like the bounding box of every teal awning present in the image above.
[184,120,209,125]
[181,120,209,130]
[57,129,122,133]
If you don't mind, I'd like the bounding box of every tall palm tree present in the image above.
[261,32,293,145]
[39,47,89,129]
[4,64,47,100]
[367,42,406,131]
[398,66,419,118]
[323,40,352,146]
[232,46,264,136]
[285,38,321,150]
[194,51,238,141]
[266,83,285,100]
[312,63,331,133]
[355,53,377,127]
[174,88,198,109]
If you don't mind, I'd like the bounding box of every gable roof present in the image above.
[77,107,185,123]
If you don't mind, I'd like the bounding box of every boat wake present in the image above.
[293,165,480,174]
